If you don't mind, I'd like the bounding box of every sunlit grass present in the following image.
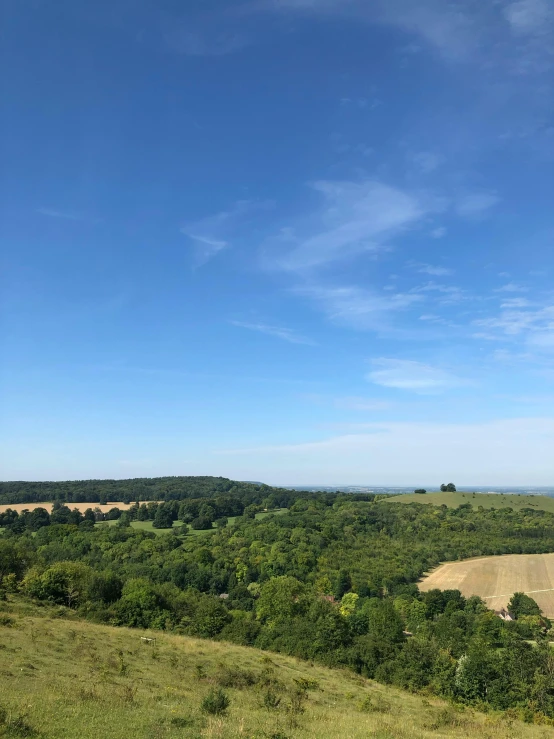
[385,491,554,512]
[0,597,550,739]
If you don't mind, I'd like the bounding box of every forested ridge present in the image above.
[0,476,297,506]
[3,488,554,721]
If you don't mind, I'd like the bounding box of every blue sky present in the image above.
[1,0,554,485]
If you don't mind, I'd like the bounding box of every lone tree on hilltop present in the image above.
[414,489,427,494]
[440,483,456,492]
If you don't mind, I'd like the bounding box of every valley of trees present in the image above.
[3,484,554,722]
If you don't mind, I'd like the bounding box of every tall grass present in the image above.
[0,597,550,739]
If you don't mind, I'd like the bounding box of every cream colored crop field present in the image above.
[420,553,554,616]
[0,501,157,514]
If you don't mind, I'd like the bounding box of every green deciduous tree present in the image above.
[508,592,542,619]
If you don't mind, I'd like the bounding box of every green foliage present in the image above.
[200,688,230,715]
[414,489,426,494]
[262,689,282,710]
[152,505,173,529]
[256,576,308,623]
[358,694,392,713]
[6,485,554,719]
[508,592,542,619]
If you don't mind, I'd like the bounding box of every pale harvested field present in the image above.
[420,553,554,616]
[0,501,158,514]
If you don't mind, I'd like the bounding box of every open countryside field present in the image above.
[0,597,550,739]
[0,501,158,515]
[420,553,554,616]
[93,508,289,536]
[384,491,554,512]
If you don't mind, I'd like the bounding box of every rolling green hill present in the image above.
[0,597,547,739]
[383,491,554,513]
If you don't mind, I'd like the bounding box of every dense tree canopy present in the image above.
[3,487,554,721]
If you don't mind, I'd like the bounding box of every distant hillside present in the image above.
[384,490,554,513]
[0,597,547,739]
[0,476,288,506]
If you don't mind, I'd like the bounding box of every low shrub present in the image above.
[201,688,230,716]
[358,694,392,713]
[262,689,282,711]
[216,665,257,688]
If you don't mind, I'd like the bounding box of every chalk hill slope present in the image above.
[0,598,548,739]
[384,491,554,513]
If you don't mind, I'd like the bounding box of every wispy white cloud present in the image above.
[229,320,316,345]
[411,262,453,276]
[500,298,531,307]
[265,179,428,273]
[504,0,552,36]
[495,282,528,292]
[294,284,422,330]
[431,227,447,238]
[367,358,466,393]
[268,0,554,73]
[182,200,273,265]
[411,281,466,305]
[214,418,554,486]
[455,192,501,218]
[37,207,83,221]
[334,396,392,411]
[410,151,443,173]
[474,299,554,350]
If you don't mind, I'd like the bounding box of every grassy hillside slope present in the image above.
[384,491,554,513]
[0,598,545,739]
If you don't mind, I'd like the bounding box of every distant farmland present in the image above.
[420,553,554,617]
[384,491,554,513]
[0,501,156,515]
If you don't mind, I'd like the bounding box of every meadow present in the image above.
[0,596,551,739]
[93,508,289,536]
[384,491,554,513]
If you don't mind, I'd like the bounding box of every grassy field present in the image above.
[94,520,189,536]
[0,597,550,739]
[420,553,554,617]
[93,509,289,537]
[383,491,554,513]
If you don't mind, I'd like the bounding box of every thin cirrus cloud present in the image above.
[475,299,554,350]
[455,192,501,218]
[266,179,428,273]
[214,418,554,486]
[37,207,83,221]
[504,0,552,35]
[181,199,273,265]
[269,0,554,71]
[411,262,453,276]
[294,284,423,331]
[367,358,466,393]
[494,282,528,292]
[229,320,316,345]
[334,396,392,411]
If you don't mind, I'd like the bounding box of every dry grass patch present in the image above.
[0,597,551,739]
[420,553,554,616]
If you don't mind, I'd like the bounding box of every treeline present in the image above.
[3,497,554,720]
[0,476,304,506]
[0,489,377,533]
